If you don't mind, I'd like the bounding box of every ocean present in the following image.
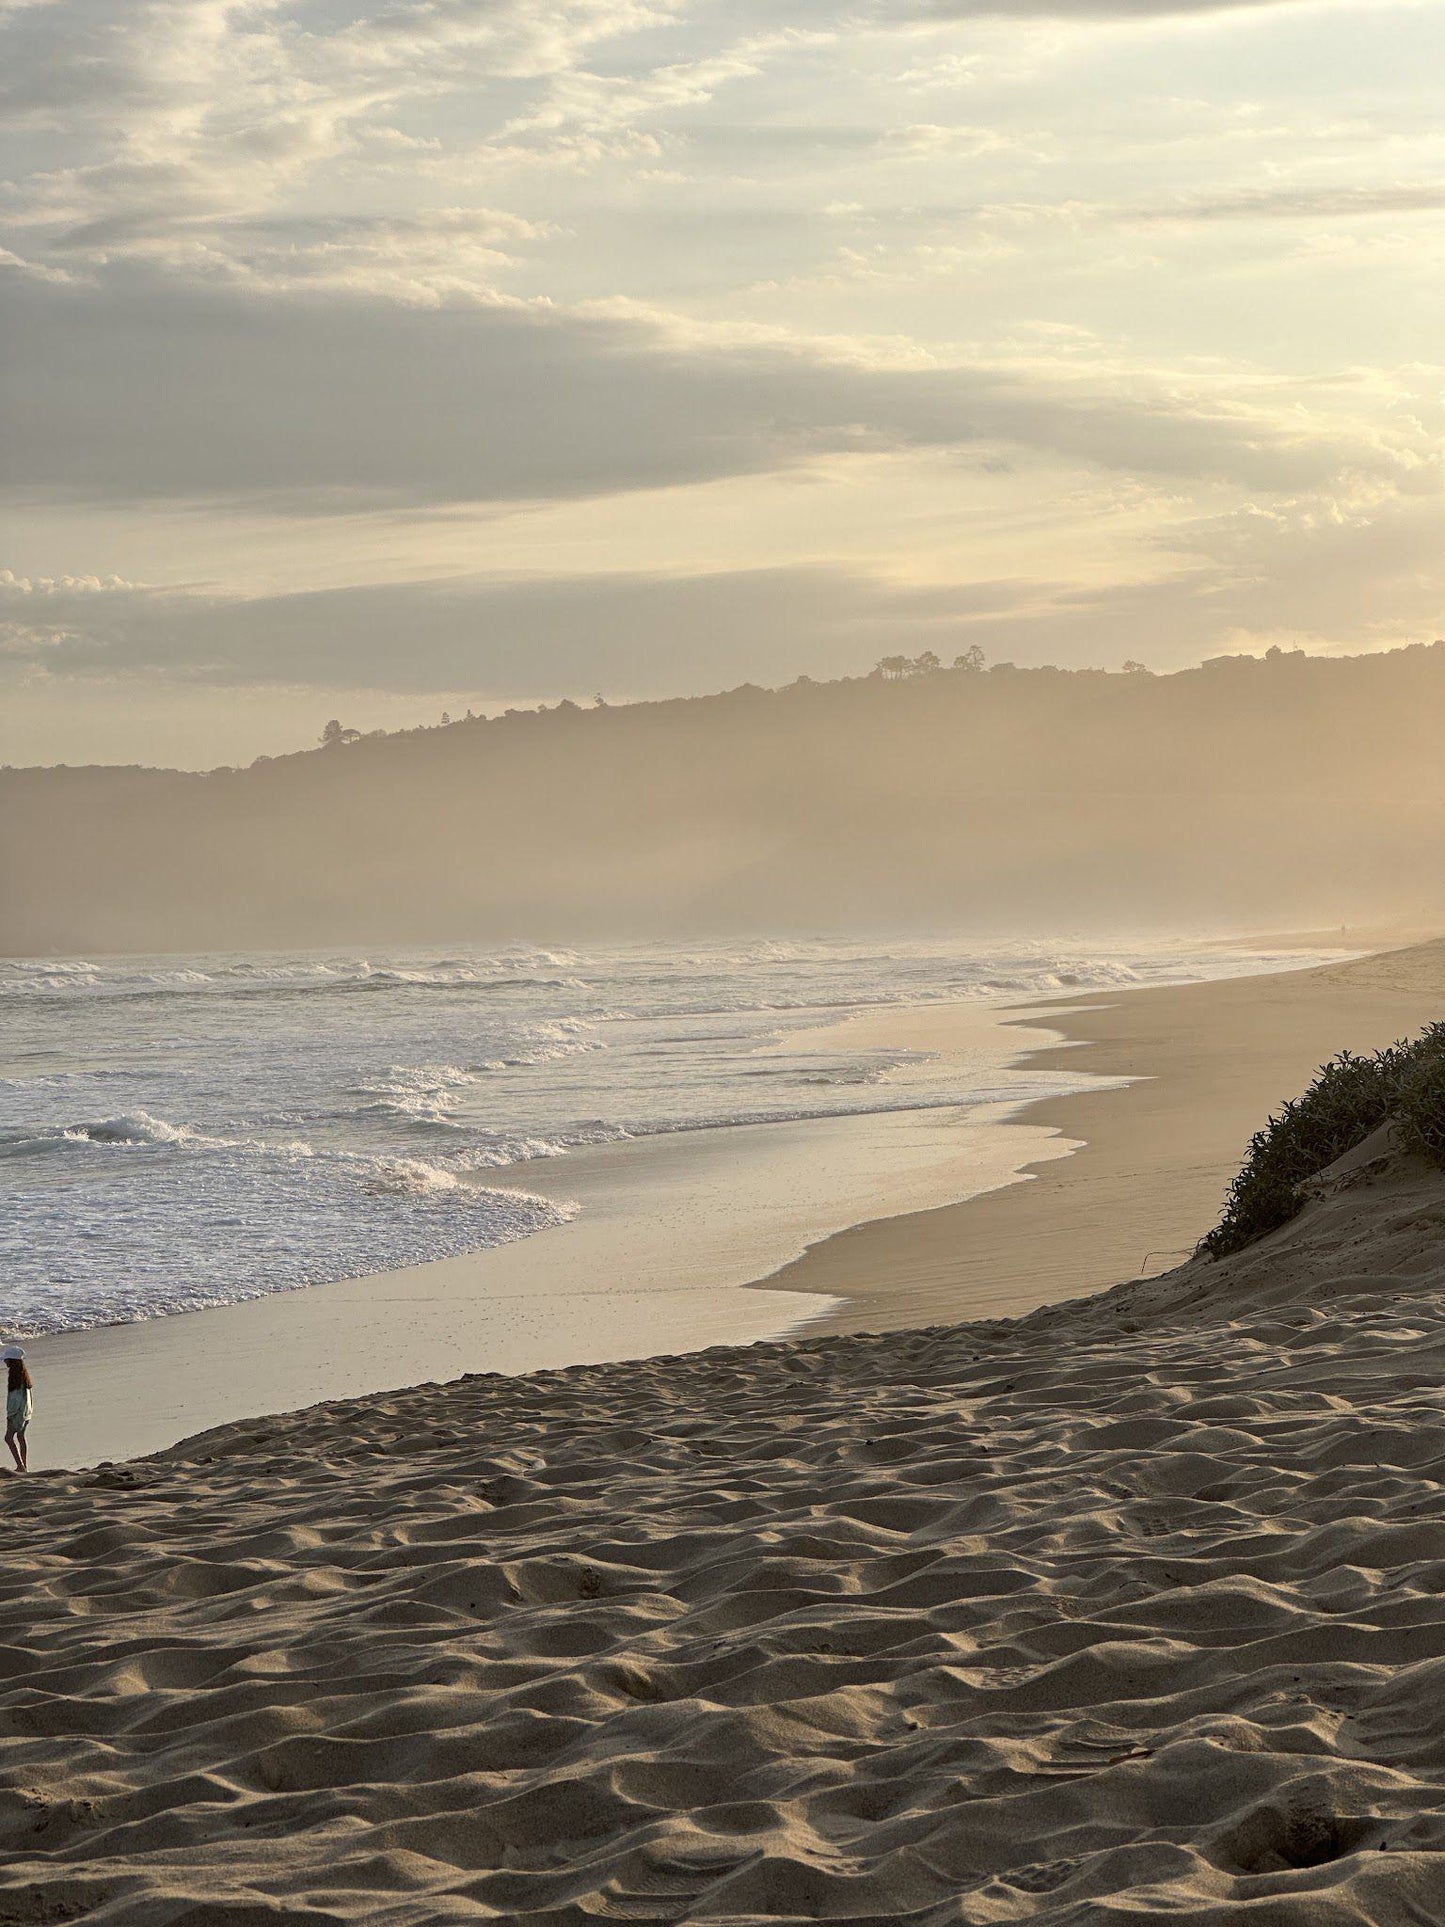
[1,936,1328,1342]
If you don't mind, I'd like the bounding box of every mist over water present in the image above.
[9,650,1445,956]
[0,936,1337,1339]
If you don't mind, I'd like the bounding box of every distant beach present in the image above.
[762,936,1445,1328]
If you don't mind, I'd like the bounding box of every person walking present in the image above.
[3,1347,33,1473]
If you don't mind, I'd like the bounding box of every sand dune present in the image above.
[4,1134,1445,1921]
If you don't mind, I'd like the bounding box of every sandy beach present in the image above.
[4,942,1445,1922]
[5,1105,1445,1921]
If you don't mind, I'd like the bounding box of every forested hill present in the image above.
[5,644,1445,955]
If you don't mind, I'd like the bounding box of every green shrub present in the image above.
[1397,1023,1445,1168]
[1200,1022,1445,1259]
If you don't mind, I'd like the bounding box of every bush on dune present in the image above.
[1201,1021,1445,1258]
[1398,1039,1445,1167]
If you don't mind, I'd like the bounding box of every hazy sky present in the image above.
[2,0,1441,766]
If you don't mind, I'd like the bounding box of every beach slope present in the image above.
[768,936,1445,1329]
[3,1127,1445,1922]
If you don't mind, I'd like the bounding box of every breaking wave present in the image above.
[3,934,1339,1339]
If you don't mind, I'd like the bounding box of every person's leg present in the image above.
[4,1427,20,1472]
[15,1428,26,1473]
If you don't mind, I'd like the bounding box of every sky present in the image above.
[1,0,1441,768]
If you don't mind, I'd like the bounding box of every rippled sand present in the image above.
[4,1130,1445,1923]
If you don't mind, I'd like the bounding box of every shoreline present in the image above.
[757,936,1445,1331]
[22,1071,1079,1469]
[21,937,1442,1468]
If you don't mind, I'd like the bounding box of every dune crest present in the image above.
[3,1150,1445,1921]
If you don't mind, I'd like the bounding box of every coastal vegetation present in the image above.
[1202,1021,1445,1257]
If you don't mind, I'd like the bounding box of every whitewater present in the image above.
[2,936,1326,1339]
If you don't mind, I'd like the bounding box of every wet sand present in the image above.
[24,1090,1076,1469]
[764,937,1445,1328]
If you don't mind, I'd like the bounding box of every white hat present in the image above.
[1,1347,24,1361]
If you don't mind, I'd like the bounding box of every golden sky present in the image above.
[2,0,1441,764]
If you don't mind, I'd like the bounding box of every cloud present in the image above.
[903,0,1322,14]
[0,0,680,133]
[0,0,1396,306]
[0,0,688,283]
[5,0,1436,770]
[0,269,1401,513]
[0,564,1038,693]
[6,481,1441,701]
[1132,183,1445,222]
[921,490,1445,665]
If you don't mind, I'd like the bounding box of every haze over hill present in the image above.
[5,644,1445,957]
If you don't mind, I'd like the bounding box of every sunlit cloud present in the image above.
[1,0,1441,763]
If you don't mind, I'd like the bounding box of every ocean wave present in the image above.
[362,1157,581,1218]
[0,958,100,977]
[365,1155,470,1198]
[0,948,589,1009]
[65,1110,218,1148]
[350,1063,479,1129]
[0,1115,318,1165]
[0,973,593,1009]
[3,1135,580,1337]
[0,963,103,996]
[358,969,591,993]
[4,935,1342,1341]
[474,1018,600,1072]
[349,1037,599,1126]
[0,1111,225,1158]
[738,1060,894,1086]
[452,1126,631,1168]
